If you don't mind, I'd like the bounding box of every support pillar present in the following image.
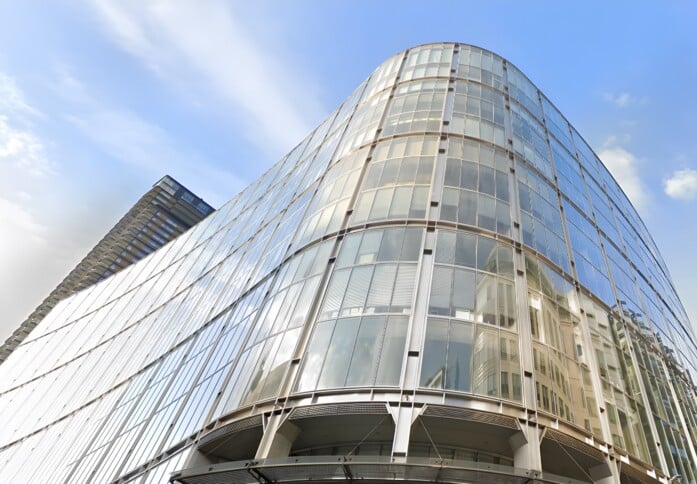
[255,413,299,460]
[390,405,417,462]
[509,423,542,473]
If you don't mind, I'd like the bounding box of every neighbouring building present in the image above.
[0,175,214,364]
[0,43,695,483]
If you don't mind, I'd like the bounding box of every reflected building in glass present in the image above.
[0,43,696,483]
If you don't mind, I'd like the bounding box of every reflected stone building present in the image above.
[0,43,696,483]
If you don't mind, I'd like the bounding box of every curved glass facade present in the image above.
[0,43,696,483]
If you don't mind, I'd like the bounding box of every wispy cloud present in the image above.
[66,109,243,206]
[0,195,85,342]
[87,0,325,154]
[597,139,649,211]
[52,64,90,104]
[0,73,42,119]
[0,116,51,177]
[602,91,647,108]
[0,73,67,340]
[0,75,53,178]
[0,64,245,340]
[48,60,245,206]
[664,168,697,201]
[0,196,47,249]
[0,194,57,338]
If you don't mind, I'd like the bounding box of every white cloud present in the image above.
[602,91,646,108]
[0,75,53,177]
[597,143,649,211]
[67,110,177,172]
[0,197,47,249]
[0,197,52,341]
[0,73,41,118]
[87,0,324,154]
[52,64,90,103]
[67,109,244,206]
[0,206,86,343]
[0,77,52,176]
[0,116,52,177]
[16,191,31,202]
[0,74,65,341]
[50,64,241,205]
[664,169,697,201]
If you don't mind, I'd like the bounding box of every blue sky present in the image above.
[1,1,696,341]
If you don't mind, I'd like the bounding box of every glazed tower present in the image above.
[0,43,695,483]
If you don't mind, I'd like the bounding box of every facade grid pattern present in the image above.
[0,43,695,483]
[0,175,214,364]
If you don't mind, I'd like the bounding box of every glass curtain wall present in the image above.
[0,43,695,483]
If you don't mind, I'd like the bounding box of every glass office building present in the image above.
[0,43,695,483]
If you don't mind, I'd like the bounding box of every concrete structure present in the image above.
[0,44,695,483]
[0,175,214,363]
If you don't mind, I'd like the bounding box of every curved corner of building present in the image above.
[0,42,695,484]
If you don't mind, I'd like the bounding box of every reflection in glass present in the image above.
[297,316,408,392]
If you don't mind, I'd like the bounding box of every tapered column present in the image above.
[255,413,299,459]
[509,423,542,472]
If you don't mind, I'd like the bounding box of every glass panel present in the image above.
[452,269,476,319]
[446,321,473,392]
[296,321,335,392]
[365,265,396,313]
[346,317,386,386]
[421,318,449,388]
[455,233,477,268]
[429,266,452,316]
[376,317,408,385]
[317,318,361,389]
[472,327,498,397]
